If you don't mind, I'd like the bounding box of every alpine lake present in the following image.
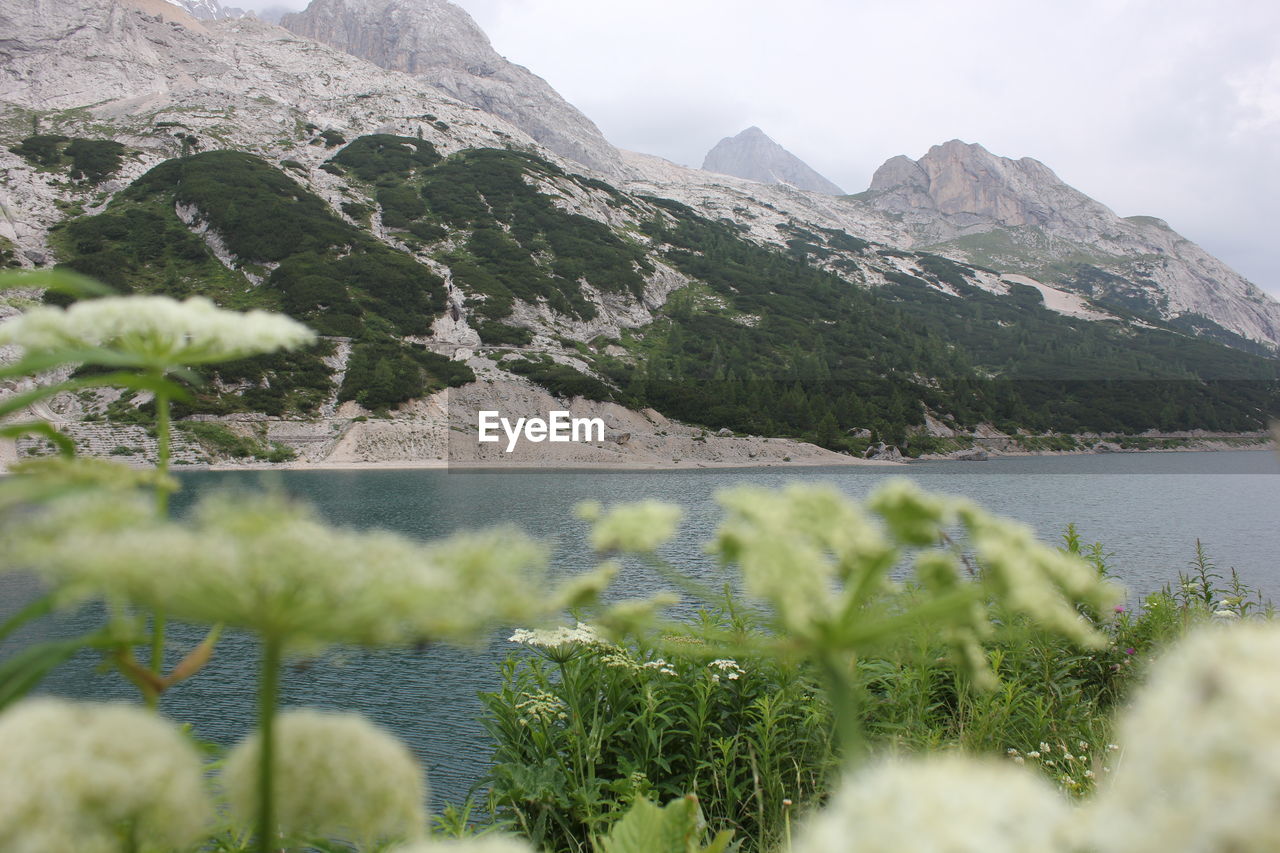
[3,450,1278,810]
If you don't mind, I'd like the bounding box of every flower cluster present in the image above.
[710,480,1118,690]
[509,622,604,649]
[576,499,683,552]
[1006,740,1112,795]
[794,754,1075,853]
[1086,622,1280,852]
[713,483,897,642]
[641,657,678,676]
[708,658,744,683]
[11,490,574,650]
[223,709,426,845]
[0,295,315,369]
[515,691,570,726]
[0,699,211,853]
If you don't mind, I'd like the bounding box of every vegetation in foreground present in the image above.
[0,269,1277,853]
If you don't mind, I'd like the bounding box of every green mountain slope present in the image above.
[46,139,1280,445]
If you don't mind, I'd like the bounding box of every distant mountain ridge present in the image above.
[702,126,844,195]
[162,0,246,20]
[853,140,1280,348]
[279,0,625,177]
[0,0,1277,467]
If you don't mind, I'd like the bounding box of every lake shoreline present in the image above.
[190,435,1273,473]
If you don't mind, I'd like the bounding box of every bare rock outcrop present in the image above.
[858,140,1280,348]
[280,0,625,177]
[702,126,844,196]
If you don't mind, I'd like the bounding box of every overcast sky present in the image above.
[249,0,1280,295]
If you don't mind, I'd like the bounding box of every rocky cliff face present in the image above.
[856,140,1280,348]
[702,126,843,195]
[280,0,625,178]
[163,0,246,20]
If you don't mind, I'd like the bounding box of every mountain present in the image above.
[163,0,246,19]
[702,126,844,195]
[853,140,1280,350]
[0,0,1276,467]
[279,0,625,177]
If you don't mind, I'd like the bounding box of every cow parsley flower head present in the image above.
[510,622,604,648]
[0,699,211,853]
[794,754,1076,853]
[223,709,426,845]
[15,490,562,650]
[960,502,1118,649]
[0,295,314,369]
[1087,623,1280,852]
[712,484,897,640]
[577,499,683,552]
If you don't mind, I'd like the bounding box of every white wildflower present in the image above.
[793,755,1076,853]
[508,622,603,649]
[0,295,314,368]
[713,484,897,640]
[708,659,745,681]
[962,505,1119,649]
[15,491,568,650]
[515,691,569,726]
[223,709,425,845]
[633,657,677,676]
[1086,623,1280,852]
[576,499,683,552]
[0,699,211,853]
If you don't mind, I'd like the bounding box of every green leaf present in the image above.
[0,592,57,644]
[0,268,113,297]
[0,637,93,709]
[600,796,734,853]
[0,421,76,457]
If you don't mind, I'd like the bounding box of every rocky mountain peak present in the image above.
[702,126,844,195]
[162,0,246,20]
[280,0,625,177]
[868,138,1096,229]
[860,139,1280,347]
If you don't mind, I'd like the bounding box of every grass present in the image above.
[481,533,1271,850]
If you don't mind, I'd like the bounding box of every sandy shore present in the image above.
[197,453,902,473]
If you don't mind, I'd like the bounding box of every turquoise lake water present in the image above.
[3,450,1278,809]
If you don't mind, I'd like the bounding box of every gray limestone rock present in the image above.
[858,139,1280,348]
[702,126,844,196]
[280,0,624,177]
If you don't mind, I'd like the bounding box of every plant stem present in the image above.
[819,652,864,760]
[147,375,174,706]
[153,377,172,515]
[257,637,282,853]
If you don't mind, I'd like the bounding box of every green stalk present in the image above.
[153,375,173,515]
[257,637,283,853]
[147,375,174,707]
[819,652,864,760]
